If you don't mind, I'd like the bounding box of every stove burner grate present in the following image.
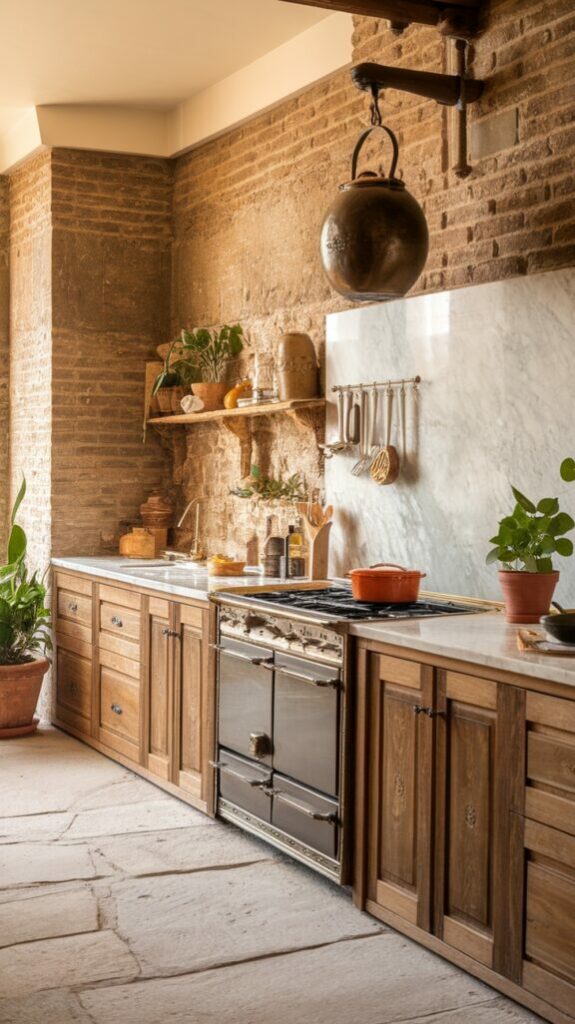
[244,587,483,621]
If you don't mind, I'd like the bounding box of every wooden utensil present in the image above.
[370,386,400,485]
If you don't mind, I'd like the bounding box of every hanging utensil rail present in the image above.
[331,375,421,394]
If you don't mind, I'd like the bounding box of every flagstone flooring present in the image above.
[0,728,543,1024]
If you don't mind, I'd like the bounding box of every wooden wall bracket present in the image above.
[280,0,482,39]
[223,418,253,478]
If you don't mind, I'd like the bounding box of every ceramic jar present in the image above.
[277,332,318,401]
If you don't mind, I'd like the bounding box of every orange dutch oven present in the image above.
[348,562,426,603]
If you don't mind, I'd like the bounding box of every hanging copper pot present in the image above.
[320,124,429,302]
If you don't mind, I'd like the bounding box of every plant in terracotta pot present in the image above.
[0,480,52,738]
[152,338,200,415]
[486,476,575,623]
[181,323,246,412]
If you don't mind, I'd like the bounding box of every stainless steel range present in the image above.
[210,584,486,883]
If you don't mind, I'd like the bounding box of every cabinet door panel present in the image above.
[366,655,433,931]
[173,604,208,804]
[56,647,92,734]
[98,667,141,762]
[435,673,499,969]
[144,599,172,780]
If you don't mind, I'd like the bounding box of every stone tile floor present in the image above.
[0,728,543,1024]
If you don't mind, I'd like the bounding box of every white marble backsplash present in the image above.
[325,267,575,605]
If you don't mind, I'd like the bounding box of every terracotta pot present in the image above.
[191,382,229,412]
[498,569,560,624]
[347,563,426,603]
[0,658,49,738]
[277,333,318,401]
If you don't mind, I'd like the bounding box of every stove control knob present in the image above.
[303,637,321,648]
[320,641,340,653]
[283,631,301,643]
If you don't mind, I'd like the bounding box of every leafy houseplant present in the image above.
[181,324,246,411]
[0,480,52,737]
[486,474,575,623]
[151,338,200,415]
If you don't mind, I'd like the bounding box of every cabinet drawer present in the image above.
[55,584,92,645]
[99,601,141,661]
[271,774,339,860]
[217,749,272,822]
[523,819,575,1010]
[98,667,141,761]
[56,647,92,733]
[378,654,422,689]
[525,691,575,837]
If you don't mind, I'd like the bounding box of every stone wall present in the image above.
[50,150,173,556]
[9,152,53,577]
[0,177,9,552]
[170,0,575,558]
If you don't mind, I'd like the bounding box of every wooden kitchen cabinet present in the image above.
[53,569,215,815]
[355,639,575,1024]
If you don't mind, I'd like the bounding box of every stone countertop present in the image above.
[51,556,286,604]
[350,610,575,689]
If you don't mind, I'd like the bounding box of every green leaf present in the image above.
[11,478,26,525]
[523,555,537,573]
[538,535,556,554]
[486,547,501,565]
[7,524,26,565]
[537,497,559,516]
[561,457,575,482]
[535,557,554,573]
[500,516,518,530]
[497,524,515,546]
[511,487,536,514]
[498,548,517,563]
[549,512,575,536]
[555,537,574,557]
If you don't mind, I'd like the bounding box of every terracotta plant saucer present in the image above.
[0,717,39,739]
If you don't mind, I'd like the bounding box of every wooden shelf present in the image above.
[148,398,325,426]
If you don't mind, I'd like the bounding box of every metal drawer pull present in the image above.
[209,760,271,787]
[212,644,273,667]
[68,601,78,613]
[68,682,78,694]
[273,790,338,824]
[414,705,445,718]
[111,616,123,628]
[162,627,179,637]
[110,703,123,715]
[276,667,339,689]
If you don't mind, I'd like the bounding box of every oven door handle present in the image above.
[209,760,272,788]
[275,666,340,689]
[212,644,273,668]
[272,788,339,824]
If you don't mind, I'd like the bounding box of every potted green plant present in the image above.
[181,323,246,411]
[152,338,200,414]
[0,480,52,737]
[486,469,575,623]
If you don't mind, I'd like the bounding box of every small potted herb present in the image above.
[181,324,246,411]
[231,465,308,504]
[0,480,52,738]
[486,465,575,622]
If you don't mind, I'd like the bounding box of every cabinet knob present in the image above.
[414,705,445,718]
[249,732,272,758]
[161,627,179,637]
[68,682,78,694]
[110,703,123,715]
[111,616,123,628]
[68,602,78,613]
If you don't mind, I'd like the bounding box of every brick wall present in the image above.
[0,178,9,552]
[170,0,575,557]
[50,150,173,555]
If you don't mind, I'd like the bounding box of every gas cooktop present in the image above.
[237,586,486,622]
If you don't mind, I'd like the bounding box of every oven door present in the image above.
[273,653,340,797]
[271,774,339,859]
[217,637,274,764]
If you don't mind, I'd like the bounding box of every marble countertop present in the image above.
[51,556,286,603]
[52,558,575,689]
[350,611,575,689]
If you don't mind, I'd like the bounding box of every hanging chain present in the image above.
[369,84,383,127]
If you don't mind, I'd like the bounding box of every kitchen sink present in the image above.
[116,562,210,586]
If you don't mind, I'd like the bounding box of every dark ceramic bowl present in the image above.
[540,612,575,644]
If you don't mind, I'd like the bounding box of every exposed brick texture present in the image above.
[0,178,9,552]
[50,150,173,555]
[171,0,575,557]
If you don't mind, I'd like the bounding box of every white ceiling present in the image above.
[0,0,329,109]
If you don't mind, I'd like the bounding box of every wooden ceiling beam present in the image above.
[280,0,481,37]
